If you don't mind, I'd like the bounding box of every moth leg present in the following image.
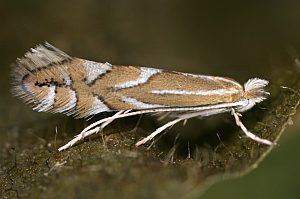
[130,114,143,132]
[154,112,172,121]
[183,119,188,126]
[231,108,274,146]
[58,110,126,151]
[135,109,229,147]
[60,109,176,151]
[58,126,101,151]
[175,108,228,120]
[135,118,182,146]
[100,111,128,129]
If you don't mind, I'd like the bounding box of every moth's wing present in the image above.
[69,64,245,118]
[11,43,78,115]
[103,68,244,109]
[12,43,244,119]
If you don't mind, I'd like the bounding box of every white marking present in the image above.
[59,68,72,86]
[64,75,72,86]
[122,96,166,109]
[151,89,239,95]
[55,89,77,113]
[214,77,243,88]
[86,96,111,116]
[178,72,242,88]
[21,83,32,93]
[33,86,56,112]
[83,60,112,84]
[115,67,162,89]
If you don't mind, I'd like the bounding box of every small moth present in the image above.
[11,42,273,151]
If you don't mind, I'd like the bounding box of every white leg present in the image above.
[58,105,273,151]
[76,100,250,135]
[135,108,228,147]
[100,110,127,129]
[58,127,101,151]
[81,110,130,134]
[155,112,172,121]
[135,118,182,146]
[231,108,274,146]
[178,108,228,120]
[58,110,126,151]
[183,119,188,126]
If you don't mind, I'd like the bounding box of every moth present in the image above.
[11,42,273,151]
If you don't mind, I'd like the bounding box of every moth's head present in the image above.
[237,78,270,112]
[11,42,75,114]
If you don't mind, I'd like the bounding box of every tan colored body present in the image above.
[12,43,268,118]
[20,57,244,118]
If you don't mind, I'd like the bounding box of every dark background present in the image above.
[0,0,300,198]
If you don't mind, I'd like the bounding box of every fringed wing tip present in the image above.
[10,42,74,111]
[11,42,72,75]
[11,42,72,91]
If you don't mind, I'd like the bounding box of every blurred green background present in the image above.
[0,0,300,198]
